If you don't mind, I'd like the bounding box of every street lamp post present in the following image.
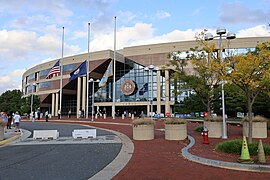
[30,83,37,115]
[89,78,100,121]
[145,65,159,120]
[204,27,236,139]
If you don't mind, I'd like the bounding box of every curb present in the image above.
[182,135,270,173]
[89,127,134,180]
[51,122,134,180]
[0,130,22,146]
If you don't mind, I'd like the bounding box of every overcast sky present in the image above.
[0,0,269,94]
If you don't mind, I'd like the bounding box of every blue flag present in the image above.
[69,60,87,81]
[99,60,113,87]
[139,83,148,95]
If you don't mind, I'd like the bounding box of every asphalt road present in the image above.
[0,122,122,180]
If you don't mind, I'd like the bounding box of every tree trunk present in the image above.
[247,95,253,144]
[207,100,211,116]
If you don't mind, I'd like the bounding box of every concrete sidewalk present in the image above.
[0,127,21,146]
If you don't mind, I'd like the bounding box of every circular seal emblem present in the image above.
[121,80,137,96]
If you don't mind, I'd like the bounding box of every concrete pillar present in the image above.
[157,70,161,114]
[55,92,59,117]
[52,93,55,116]
[82,76,86,115]
[165,69,170,115]
[36,83,39,92]
[77,77,81,118]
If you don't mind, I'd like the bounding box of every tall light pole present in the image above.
[145,65,159,120]
[204,27,236,139]
[89,78,100,121]
[30,83,37,115]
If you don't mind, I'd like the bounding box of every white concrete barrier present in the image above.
[72,129,96,139]
[33,130,59,140]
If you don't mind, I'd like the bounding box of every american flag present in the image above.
[46,60,61,79]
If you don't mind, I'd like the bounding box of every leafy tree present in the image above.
[168,30,222,115]
[253,93,270,118]
[212,84,246,117]
[176,94,207,114]
[0,89,40,115]
[20,94,40,114]
[0,90,23,113]
[221,42,270,143]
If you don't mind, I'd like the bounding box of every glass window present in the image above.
[28,73,35,80]
[39,69,50,77]
[39,82,51,89]
[63,64,76,73]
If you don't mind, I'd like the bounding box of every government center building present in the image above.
[22,36,270,118]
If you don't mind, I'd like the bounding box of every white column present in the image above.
[165,69,170,115]
[55,92,59,116]
[147,104,150,117]
[157,70,161,114]
[77,77,81,118]
[36,84,39,92]
[82,76,86,115]
[52,93,55,116]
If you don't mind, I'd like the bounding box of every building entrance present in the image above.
[115,106,147,117]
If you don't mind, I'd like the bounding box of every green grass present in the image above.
[216,139,270,156]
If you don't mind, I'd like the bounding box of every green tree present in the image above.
[0,89,40,115]
[176,94,207,114]
[0,90,23,113]
[20,94,40,114]
[221,42,270,143]
[253,93,270,118]
[168,31,222,115]
[212,84,246,117]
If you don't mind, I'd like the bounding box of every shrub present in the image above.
[216,139,270,156]
[165,118,187,125]
[132,118,155,127]
[242,115,268,123]
[194,126,204,132]
[204,116,223,122]
[216,139,242,154]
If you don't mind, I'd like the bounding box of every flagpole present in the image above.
[112,16,116,119]
[60,27,64,118]
[86,22,90,119]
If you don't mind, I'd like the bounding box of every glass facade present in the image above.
[39,81,51,89]
[28,73,35,81]
[94,59,165,103]
[63,64,76,73]
[39,69,50,78]
[27,84,37,93]
[62,95,77,116]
